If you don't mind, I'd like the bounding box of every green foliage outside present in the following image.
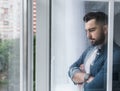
[0,37,36,90]
[0,39,19,84]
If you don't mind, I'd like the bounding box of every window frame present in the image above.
[36,0,51,91]
[20,0,33,91]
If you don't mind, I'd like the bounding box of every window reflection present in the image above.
[113,2,120,91]
[51,1,108,91]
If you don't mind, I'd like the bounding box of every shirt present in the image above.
[84,47,98,74]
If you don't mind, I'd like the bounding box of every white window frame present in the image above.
[21,0,27,91]
[36,0,119,91]
[107,0,114,91]
[20,0,33,91]
[27,0,34,91]
[36,0,51,91]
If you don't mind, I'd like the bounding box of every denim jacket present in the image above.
[68,42,120,91]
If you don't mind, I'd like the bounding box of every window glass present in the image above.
[0,0,22,91]
[51,0,108,91]
[113,2,120,91]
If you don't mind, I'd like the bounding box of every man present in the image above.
[68,12,120,91]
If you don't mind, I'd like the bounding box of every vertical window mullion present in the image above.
[107,0,114,91]
[36,0,50,91]
[20,0,25,91]
[28,0,33,91]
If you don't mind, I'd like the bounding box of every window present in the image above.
[0,0,23,91]
[36,0,120,91]
[51,1,108,91]
[0,0,33,91]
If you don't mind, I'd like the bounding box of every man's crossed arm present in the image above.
[72,64,94,84]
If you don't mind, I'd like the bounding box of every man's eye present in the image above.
[89,29,95,32]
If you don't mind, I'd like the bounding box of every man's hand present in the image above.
[79,64,85,72]
[72,72,85,84]
[86,76,94,83]
[72,64,94,84]
[79,64,94,83]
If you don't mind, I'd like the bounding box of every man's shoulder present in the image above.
[83,46,93,53]
[79,46,93,59]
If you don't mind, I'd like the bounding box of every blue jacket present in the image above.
[68,43,120,91]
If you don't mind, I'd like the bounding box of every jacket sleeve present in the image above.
[68,48,89,81]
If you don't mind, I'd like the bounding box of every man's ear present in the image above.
[103,25,108,35]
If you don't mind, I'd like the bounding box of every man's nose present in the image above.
[86,32,91,39]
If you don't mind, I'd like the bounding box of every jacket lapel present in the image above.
[90,46,107,76]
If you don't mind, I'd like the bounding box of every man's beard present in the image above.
[91,34,106,46]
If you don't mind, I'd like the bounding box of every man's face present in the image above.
[85,19,107,46]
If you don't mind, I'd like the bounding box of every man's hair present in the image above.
[83,12,108,25]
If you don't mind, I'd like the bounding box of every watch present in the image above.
[84,73,90,82]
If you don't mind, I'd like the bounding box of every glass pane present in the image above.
[113,2,120,91]
[51,0,108,91]
[0,0,22,91]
